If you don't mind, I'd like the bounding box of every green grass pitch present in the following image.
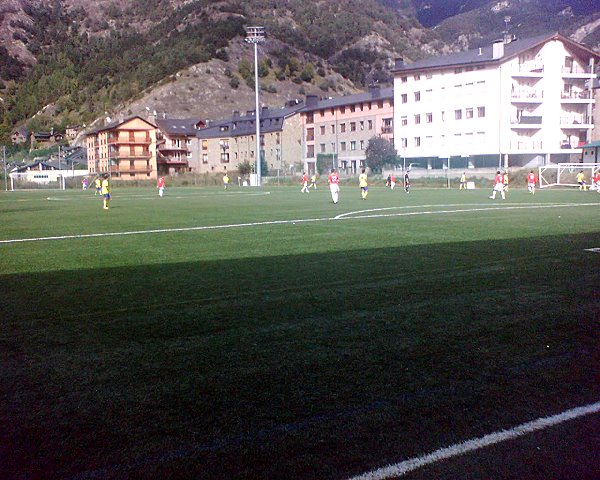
[1,185,599,479]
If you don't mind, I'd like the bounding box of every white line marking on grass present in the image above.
[336,202,600,221]
[347,401,600,480]
[1,202,598,245]
[584,248,600,253]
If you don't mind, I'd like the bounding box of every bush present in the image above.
[229,76,240,89]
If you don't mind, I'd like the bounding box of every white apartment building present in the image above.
[393,33,599,170]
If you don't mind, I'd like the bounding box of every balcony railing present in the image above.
[562,65,592,74]
[110,153,152,160]
[514,63,544,73]
[511,90,543,99]
[111,166,153,174]
[560,116,592,125]
[561,91,592,100]
[381,126,393,134]
[511,116,543,126]
[510,141,543,150]
[108,136,151,145]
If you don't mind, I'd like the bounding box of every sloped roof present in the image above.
[300,87,394,113]
[394,32,600,74]
[156,118,203,136]
[87,115,157,135]
[197,104,304,140]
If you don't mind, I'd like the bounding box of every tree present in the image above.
[364,136,398,173]
[237,161,252,177]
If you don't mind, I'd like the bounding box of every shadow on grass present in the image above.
[1,233,599,480]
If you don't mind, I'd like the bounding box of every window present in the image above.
[350,105,356,112]
[340,123,346,133]
[350,141,357,151]
[340,142,347,151]
[186,138,192,146]
[187,151,192,159]
[306,128,314,141]
[202,140,208,150]
[441,111,445,122]
[359,121,364,130]
[340,106,346,114]
[307,145,315,158]
[202,154,208,164]
[331,142,335,151]
[221,153,229,163]
[478,106,486,118]
[306,113,314,124]
[414,91,421,102]
[319,109,325,117]
[414,114,421,125]
[414,74,420,81]
[401,116,408,126]
[401,94,407,104]
[320,143,326,153]
[426,113,433,123]
[466,108,474,119]
[320,125,326,135]
[350,122,356,132]
[378,100,384,108]
[455,109,462,120]
[401,76,407,83]
[414,137,421,147]
[401,138,408,148]
[331,124,335,134]
[368,120,373,130]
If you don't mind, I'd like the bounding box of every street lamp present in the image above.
[245,26,265,187]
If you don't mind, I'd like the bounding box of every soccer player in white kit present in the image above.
[328,168,340,204]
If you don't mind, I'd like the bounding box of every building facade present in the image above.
[300,86,394,174]
[155,118,205,175]
[195,104,304,176]
[86,116,158,179]
[393,33,599,170]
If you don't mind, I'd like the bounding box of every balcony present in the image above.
[381,126,393,134]
[158,143,188,152]
[560,91,593,102]
[110,153,152,160]
[510,141,543,150]
[559,116,593,127]
[511,116,542,129]
[510,90,543,102]
[562,65,592,75]
[108,137,151,145]
[158,156,188,165]
[512,63,544,77]
[111,165,153,174]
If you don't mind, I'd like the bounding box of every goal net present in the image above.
[9,172,69,191]
[538,163,599,189]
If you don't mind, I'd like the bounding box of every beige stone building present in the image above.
[194,103,304,176]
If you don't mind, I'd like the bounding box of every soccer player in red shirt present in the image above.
[489,171,506,199]
[526,170,537,195]
[301,172,309,193]
[593,171,600,193]
[328,168,340,204]
[157,176,165,197]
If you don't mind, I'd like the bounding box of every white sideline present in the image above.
[347,401,600,480]
[0,202,598,245]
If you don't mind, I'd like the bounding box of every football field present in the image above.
[1,184,599,479]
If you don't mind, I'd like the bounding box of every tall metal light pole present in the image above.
[245,26,265,186]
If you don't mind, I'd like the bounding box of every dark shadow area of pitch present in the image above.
[0,233,599,480]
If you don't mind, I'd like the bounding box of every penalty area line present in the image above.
[347,400,600,480]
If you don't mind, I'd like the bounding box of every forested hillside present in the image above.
[0,0,598,145]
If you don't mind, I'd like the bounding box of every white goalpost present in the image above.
[9,172,67,191]
[538,163,599,189]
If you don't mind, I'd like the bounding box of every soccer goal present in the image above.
[538,163,599,189]
[9,172,67,191]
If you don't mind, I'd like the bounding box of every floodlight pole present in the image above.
[245,26,265,187]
